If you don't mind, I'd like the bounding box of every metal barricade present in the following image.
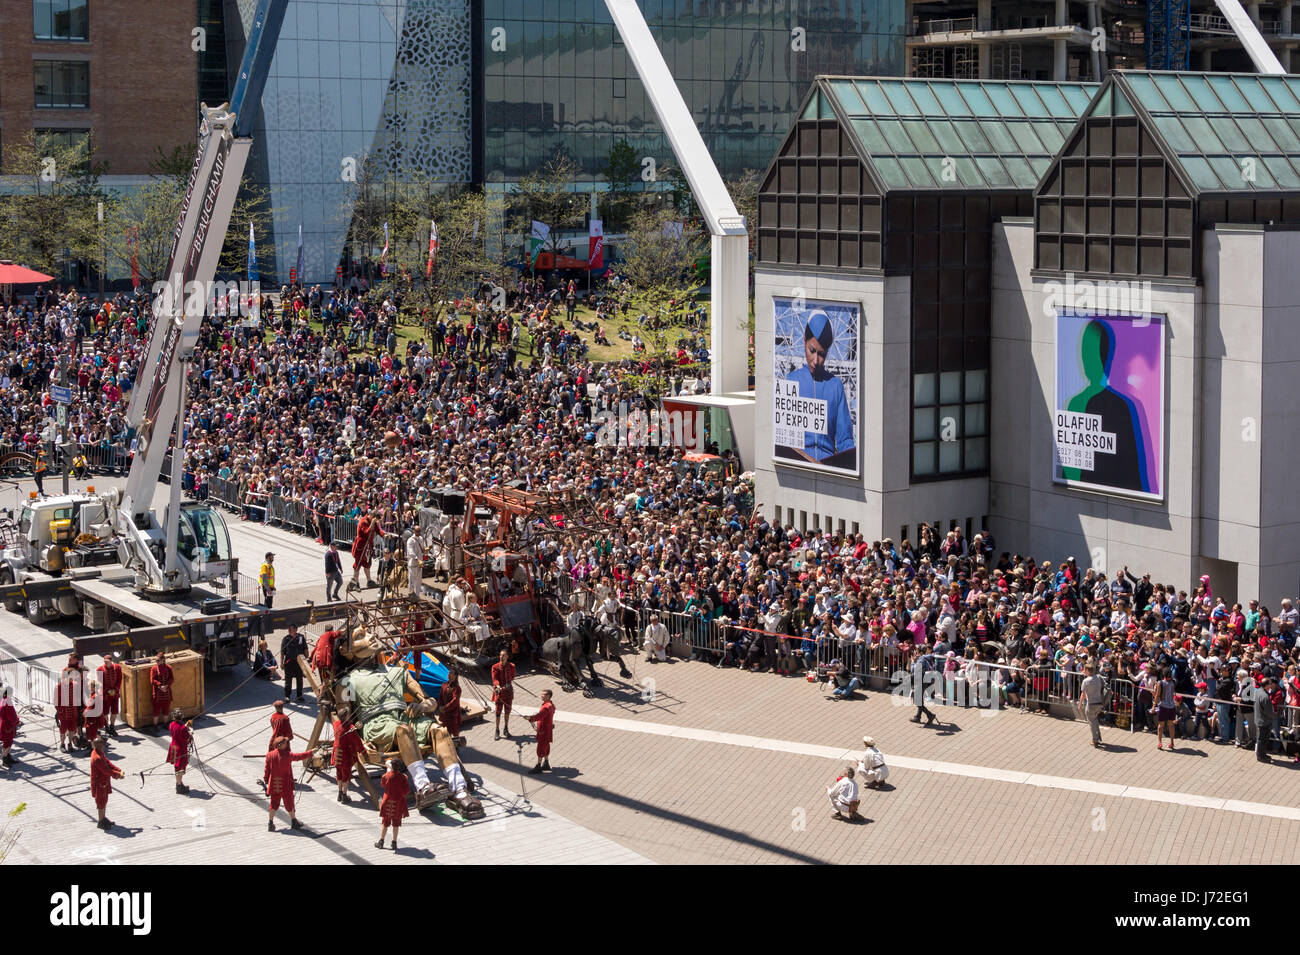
[333,515,358,548]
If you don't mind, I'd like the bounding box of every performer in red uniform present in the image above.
[311,627,342,681]
[0,686,21,768]
[264,736,310,831]
[491,649,516,741]
[167,711,193,794]
[89,737,124,830]
[375,758,410,850]
[82,682,105,747]
[96,654,123,736]
[351,511,385,588]
[526,689,556,773]
[331,707,365,804]
[262,700,292,789]
[438,669,464,743]
[149,651,174,735]
[56,654,85,752]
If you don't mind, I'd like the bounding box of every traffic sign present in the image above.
[56,404,67,427]
[50,385,72,405]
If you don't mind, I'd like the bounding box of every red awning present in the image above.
[0,263,54,284]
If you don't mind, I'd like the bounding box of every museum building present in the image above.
[754,71,1300,601]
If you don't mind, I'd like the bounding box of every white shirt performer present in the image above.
[856,736,889,788]
[405,532,426,597]
[827,766,860,819]
[644,614,669,662]
[598,595,620,629]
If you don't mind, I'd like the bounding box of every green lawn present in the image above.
[268,301,712,367]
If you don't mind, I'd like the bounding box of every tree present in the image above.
[601,138,640,232]
[509,151,587,266]
[377,186,517,329]
[608,205,708,396]
[216,181,276,280]
[103,178,184,289]
[0,130,105,277]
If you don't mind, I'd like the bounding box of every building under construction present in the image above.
[907,0,1300,81]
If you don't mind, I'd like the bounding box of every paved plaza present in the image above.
[3,477,1299,866]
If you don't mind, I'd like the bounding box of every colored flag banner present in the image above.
[380,222,390,277]
[426,219,438,278]
[529,220,549,268]
[247,221,257,282]
[294,223,303,284]
[588,218,604,271]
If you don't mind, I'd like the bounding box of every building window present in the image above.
[912,369,988,477]
[34,61,89,108]
[34,1,88,41]
[34,128,90,152]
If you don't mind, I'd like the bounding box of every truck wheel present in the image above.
[1,571,20,614]
[25,599,45,623]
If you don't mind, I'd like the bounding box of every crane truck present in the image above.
[0,0,311,671]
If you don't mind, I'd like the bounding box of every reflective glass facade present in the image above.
[483,1,905,183]
[231,0,472,284]
[229,0,903,282]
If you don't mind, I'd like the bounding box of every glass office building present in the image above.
[221,0,904,283]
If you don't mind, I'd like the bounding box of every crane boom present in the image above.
[113,0,288,596]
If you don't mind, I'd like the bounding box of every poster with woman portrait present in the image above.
[772,296,860,477]
[1054,312,1165,500]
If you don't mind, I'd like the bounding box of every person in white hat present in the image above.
[857,736,889,788]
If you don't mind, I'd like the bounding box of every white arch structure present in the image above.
[605,0,751,396]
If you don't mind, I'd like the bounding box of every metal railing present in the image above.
[914,16,979,35]
[0,647,57,714]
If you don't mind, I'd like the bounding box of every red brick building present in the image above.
[0,0,198,178]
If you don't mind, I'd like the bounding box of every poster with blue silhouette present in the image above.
[1054,312,1164,500]
[772,296,860,477]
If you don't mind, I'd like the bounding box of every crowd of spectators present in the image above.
[5,276,1297,761]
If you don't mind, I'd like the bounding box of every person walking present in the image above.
[280,624,309,703]
[325,543,344,601]
[909,652,937,725]
[376,758,410,849]
[1252,677,1277,763]
[260,551,276,608]
[526,689,556,773]
[1078,662,1108,748]
[89,736,124,830]
[264,735,310,832]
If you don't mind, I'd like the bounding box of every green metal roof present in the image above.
[1108,71,1300,193]
[817,77,1098,191]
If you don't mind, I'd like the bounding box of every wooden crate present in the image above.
[121,650,205,728]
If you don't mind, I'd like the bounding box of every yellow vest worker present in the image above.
[259,552,276,608]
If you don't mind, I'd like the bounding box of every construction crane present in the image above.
[110,0,289,597]
[0,0,292,664]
